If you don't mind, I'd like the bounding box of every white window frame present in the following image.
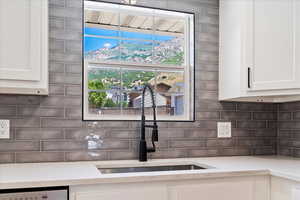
[83,1,195,121]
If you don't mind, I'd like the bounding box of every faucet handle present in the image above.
[152,128,158,142]
[147,147,155,153]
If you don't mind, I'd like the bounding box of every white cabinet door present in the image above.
[75,187,168,200]
[71,176,270,200]
[247,0,300,91]
[0,0,48,95]
[293,187,300,200]
[271,176,297,200]
[169,181,254,200]
[296,0,300,92]
[219,0,300,102]
[169,176,269,200]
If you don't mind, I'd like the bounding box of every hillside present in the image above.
[85,37,184,65]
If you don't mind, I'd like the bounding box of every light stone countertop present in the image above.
[0,156,299,189]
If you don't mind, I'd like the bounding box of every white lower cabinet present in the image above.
[74,186,167,200]
[271,176,300,200]
[70,175,270,200]
[169,176,269,200]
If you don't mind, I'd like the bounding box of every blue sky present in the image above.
[84,27,174,53]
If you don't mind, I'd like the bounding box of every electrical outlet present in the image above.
[217,122,231,138]
[0,120,10,139]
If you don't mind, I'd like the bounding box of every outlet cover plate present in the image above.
[0,120,10,139]
[217,122,231,138]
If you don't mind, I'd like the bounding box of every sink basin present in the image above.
[98,164,206,174]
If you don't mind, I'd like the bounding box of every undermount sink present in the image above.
[98,164,206,174]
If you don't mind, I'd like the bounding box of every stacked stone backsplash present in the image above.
[0,0,279,163]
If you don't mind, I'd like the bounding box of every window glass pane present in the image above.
[120,40,153,64]
[120,30,154,40]
[122,90,154,117]
[85,9,119,35]
[88,90,121,116]
[121,69,155,91]
[85,27,119,37]
[156,92,185,118]
[88,66,121,90]
[155,71,184,93]
[84,9,120,63]
[119,13,154,40]
[122,91,141,115]
[153,17,185,66]
[153,37,184,66]
[155,71,185,118]
[119,13,154,64]
[84,37,120,62]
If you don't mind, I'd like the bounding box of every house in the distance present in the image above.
[130,72,184,116]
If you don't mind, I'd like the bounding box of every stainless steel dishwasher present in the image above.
[0,186,68,200]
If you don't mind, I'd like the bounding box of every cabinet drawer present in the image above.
[75,187,167,200]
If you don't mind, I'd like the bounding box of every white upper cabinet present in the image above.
[0,0,48,95]
[248,0,299,91]
[219,0,300,102]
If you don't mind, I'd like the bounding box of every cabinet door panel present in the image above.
[249,0,300,91]
[75,187,167,200]
[296,0,300,87]
[169,180,254,200]
[271,176,298,200]
[0,0,48,95]
[0,0,43,81]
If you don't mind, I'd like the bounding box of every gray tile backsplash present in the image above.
[278,102,300,157]
[0,0,279,163]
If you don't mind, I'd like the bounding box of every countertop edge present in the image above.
[0,169,270,190]
[1,156,300,190]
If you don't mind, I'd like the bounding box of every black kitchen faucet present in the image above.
[139,84,158,162]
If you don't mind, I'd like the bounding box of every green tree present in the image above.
[88,80,107,107]
[103,98,116,107]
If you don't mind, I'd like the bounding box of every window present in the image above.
[83,1,195,121]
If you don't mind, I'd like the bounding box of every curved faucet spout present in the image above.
[139,84,158,162]
[141,84,157,125]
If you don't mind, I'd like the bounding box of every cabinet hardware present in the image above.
[248,67,251,88]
